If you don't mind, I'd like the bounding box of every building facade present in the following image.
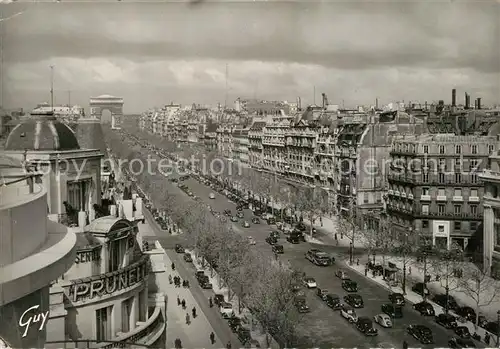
[261,115,293,175]
[387,134,496,249]
[232,128,249,164]
[248,121,266,169]
[217,126,234,159]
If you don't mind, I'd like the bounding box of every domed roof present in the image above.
[5,114,80,151]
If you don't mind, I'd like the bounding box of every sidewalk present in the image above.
[137,221,222,348]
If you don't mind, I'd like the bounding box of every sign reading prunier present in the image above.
[69,256,149,302]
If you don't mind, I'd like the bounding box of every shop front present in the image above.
[0,287,49,348]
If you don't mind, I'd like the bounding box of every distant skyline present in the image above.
[1,1,499,113]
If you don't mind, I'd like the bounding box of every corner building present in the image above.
[387,134,497,250]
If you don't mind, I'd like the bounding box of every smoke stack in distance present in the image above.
[477,98,482,110]
[452,88,456,107]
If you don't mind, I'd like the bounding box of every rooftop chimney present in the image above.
[297,97,301,111]
[477,98,482,110]
[465,93,470,109]
[452,88,456,107]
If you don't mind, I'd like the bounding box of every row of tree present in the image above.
[103,125,306,346]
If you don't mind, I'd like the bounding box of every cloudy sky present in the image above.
[1,0,499,114]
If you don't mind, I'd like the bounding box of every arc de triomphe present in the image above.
[89,94,123,129]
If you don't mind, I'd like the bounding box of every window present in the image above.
[470,159,478,171]
[96,306,112,343]
[455,173,462,183]
[455,158,461,166]
[67,179,90,212]
[454,188,462,197]
[439,173,445,183]
[122,297,133,333]
[422,220,429,229]
[109,237,128,272]
[471,145,478,154]
[454,205,462,214]
[423,173,429,182]
[470,205,477,215]
[423,145,429,154]
[438,188,446,197]
[490,145,495,154]
[470,222,477,231]
[422,205,429,214]
[438,204,445,214]
[470,189,478,198]
[456,145,462,154]
[439,158,446,170]
[471,174,478,183]
[376,192,382,203]
[422,187,429,195]
[454,221,461,230]
[363,192,369,204]
[439,145,445,154]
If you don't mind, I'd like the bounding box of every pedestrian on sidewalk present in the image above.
[181,299,186,309]
[172,262,176,271]
[408,266,412,275]
[226,341,232,349]
[177,295,181,306]
[356,258,359,266]
[169,274,173,284]
[402,340,408,349]
[334,233,338,240]
[209,297,213,308]
[192,306,197,318]
[186,312,190,325]
[210,332,215,344]
[174,338,182,349]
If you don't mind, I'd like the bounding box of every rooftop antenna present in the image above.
[50,65,54,112]
[224,63,228,111]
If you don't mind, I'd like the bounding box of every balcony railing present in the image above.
[58,212,79,227]
[388,205,483,220]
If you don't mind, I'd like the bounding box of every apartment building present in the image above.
[262,113,294,174]
[217,125,234,158]
[232,128,249,164]
[204,121,218,151]
[248,121,267,169]
[387,134,497,249]
[314,119,338,205]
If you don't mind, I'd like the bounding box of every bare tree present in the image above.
[293,185,330,237]
[358,212,393,267]
[459,256,500,328]
[392,238,416,295]
[336,199,360,265]
[430,247,466,314]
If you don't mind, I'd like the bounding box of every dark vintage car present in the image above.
[237,327,252,344]
[344,294,364,308]
[294,297,310,313]
[448,337,476,348]
[266,236,278,245]
[388,292,405,306]
[316,288,329,301]
[198,275,212,289]
[456,306,477,322]
[231,216,239,222]
[237,212,245,219]
[433,294,459,311]
[411,282,430,297]
[435,313,458,329]
[270,231,280,239]
[413,301,435,316]
[325,294,342,310]
[251,217,260,224]
[214,294,225,307]
[381,304,403,318]
[454,326,471,339]
[407,324,434,344]
[267,217,276,225]
[228,316,242,332]
[356,317,378,336]
[342,279,358,292]
[272,244,284,254]
[183,253,193,262]
[286,234,300,244]
[175,244,185,253]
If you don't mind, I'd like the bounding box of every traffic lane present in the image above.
[167,250,242,348]
[284,247,454,349]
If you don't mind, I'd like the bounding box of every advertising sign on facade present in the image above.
[0,287,49,348]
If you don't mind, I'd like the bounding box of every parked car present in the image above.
[435,313,458,329]
[412,282,430,296]
[294,297,310,313]
[413,301,435,316]
[183,253,193,262]
[356,317,378,336]
[342,279,358,292]
[214,294,225,307]
[231,216,239,222]
[407,324,434,344]
[303,277,317,288]
[381,304,403,318]
[454,326,471,339]
[373,313,392,328]
[336,269,349,280]
[195,270,205,280]
[316,288,329,301]
[175,244,185,253]
[433,294,459,311]
[340,304,358,323]
[237,327,252,344]
[209,193,215,199]
[244,339,261,348]
[325,294,342,309]
[388,292,405,306]
[219,302,234,318]
[266,236,278,245]
[305,249,332,266]
[270,231,280,239]
[267,217,276,225]
[272,244,284,254]
[456,306,477,322]
[344,294,364,308]
[242,221,250,228]
[228,316,242,332]
[448,337,476,348]
[251,217,260,224]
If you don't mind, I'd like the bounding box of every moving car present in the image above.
[198,275,213,289]
[435,313,458,329]
[381,304,403,318]
[303,277,317,288]
[242,221,250,228]
[266,236,278,245]
[272,244,284,254]
[344,294,364,308]
[231,216,239,222]
[219,302,234,318]
[325,294,342,310]
[286,234,300,244]
[413,301,435,316]
[412,282,430,297]
[209,193,215,199]
[316,288,329,301]
[407,324,434,344]
[340,304,358,323]
[373,313,392,328]
[448,337,476,348]
[237,212,245,219]
[248,236,256,245]
[305,249,332,266]
[294,297,310,313]
[183,253,193,262]
[175,244,185,253]
[342,279,358,292]
[388,292,405,306]
[336,269,349,280]
[251,217,260,224]
[356,317,378,336]
[270,231,280,239]
[454,326,471,339]
[433,294,459,311]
